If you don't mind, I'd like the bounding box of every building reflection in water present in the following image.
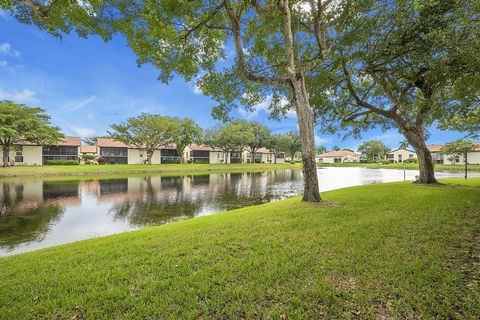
[0,170,302,255]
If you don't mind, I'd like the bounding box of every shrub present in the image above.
[46,160,79,166]
[81,154,96,161]
[97,157,106,165]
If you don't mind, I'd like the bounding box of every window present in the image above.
[100,147,127,157]
[43,146,78,156]
[15,156,23,163]
[409,154,413,158]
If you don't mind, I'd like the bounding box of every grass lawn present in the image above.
[1,179,479,319]
[318,161,480,171]
[0,162,302,178]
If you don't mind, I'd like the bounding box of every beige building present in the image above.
[42,136,81,164]
[188,144,226,164]
[97,138,159,164]
[97,138,190,164]
[246,147,285,164]
[317,150,360,164]
[0,144,43,166]
[1,136,81,166]
[386,148,417,163]
[428,143,480,165]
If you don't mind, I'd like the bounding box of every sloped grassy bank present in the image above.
[1,179,479,319]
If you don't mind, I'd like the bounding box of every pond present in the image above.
[0,167,476,256]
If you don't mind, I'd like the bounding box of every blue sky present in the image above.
[0,11,466,150]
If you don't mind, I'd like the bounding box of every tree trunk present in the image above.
[2,145,9,168]
[146,151,152,165]
[402,126,437,184]
[177,147,185,164]
[251,149,256,164]
[292,78,321,202]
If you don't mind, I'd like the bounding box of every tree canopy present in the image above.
[322,0,480,183]
[108,113,175,165]
[357,140,389,163]
[169,118,203,163]
[0,100,63,167]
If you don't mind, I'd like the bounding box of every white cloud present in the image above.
[86,113,96,121]
[70,126,96,137]
[0,42,20,58]
[0,60,7,67]
[0,88,38,103]
[63,95,96,112]
[238,94,296,119]
[315,135,333,145]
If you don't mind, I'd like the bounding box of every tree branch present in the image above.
[250,0,279,13]
[342,63,392,118]
[224,0,291,90]
[178,1,226,42]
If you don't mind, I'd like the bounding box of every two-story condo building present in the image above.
[0,136,81,166]
[386,148,417,163]
[427,143,480,165]
[42,136,81,164]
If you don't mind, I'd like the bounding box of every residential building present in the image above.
[42,136,81,164]
[97,138,161,164]
[316,150,360,163]
[160,147,181,164]
[428,143,480,165]
[427,145,445,164]
[0,143,43,166]
[246,148,285,164]
[96,138,192,164]
[188,144,227,164]
[386,148,417,163]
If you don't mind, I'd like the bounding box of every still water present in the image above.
[0,167,476,256]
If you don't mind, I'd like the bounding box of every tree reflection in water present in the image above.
[0,170,303,254]
[108,173,291,227]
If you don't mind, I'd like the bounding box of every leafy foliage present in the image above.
[357,140,389,162]
[108,113,175,165]
[0,100,63,167]
[169,118,203,163]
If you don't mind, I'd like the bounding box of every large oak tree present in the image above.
[325,0,480,183]
[0,100,63,167]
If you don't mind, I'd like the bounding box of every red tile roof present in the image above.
[254,147,273,154]
[80,145,97,153]
[189,144,223,152]
[58,136,81,146]
[428,143,480,152]
[318,150,358,157]
[97,138,177,150]
[97,138,129,148]
[427,145,443,152]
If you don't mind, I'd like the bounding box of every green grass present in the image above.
[0,162,301,178]
[1,179,479,319]
[318,161,480,171]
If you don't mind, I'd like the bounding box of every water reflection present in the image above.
[0,168,476,256]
